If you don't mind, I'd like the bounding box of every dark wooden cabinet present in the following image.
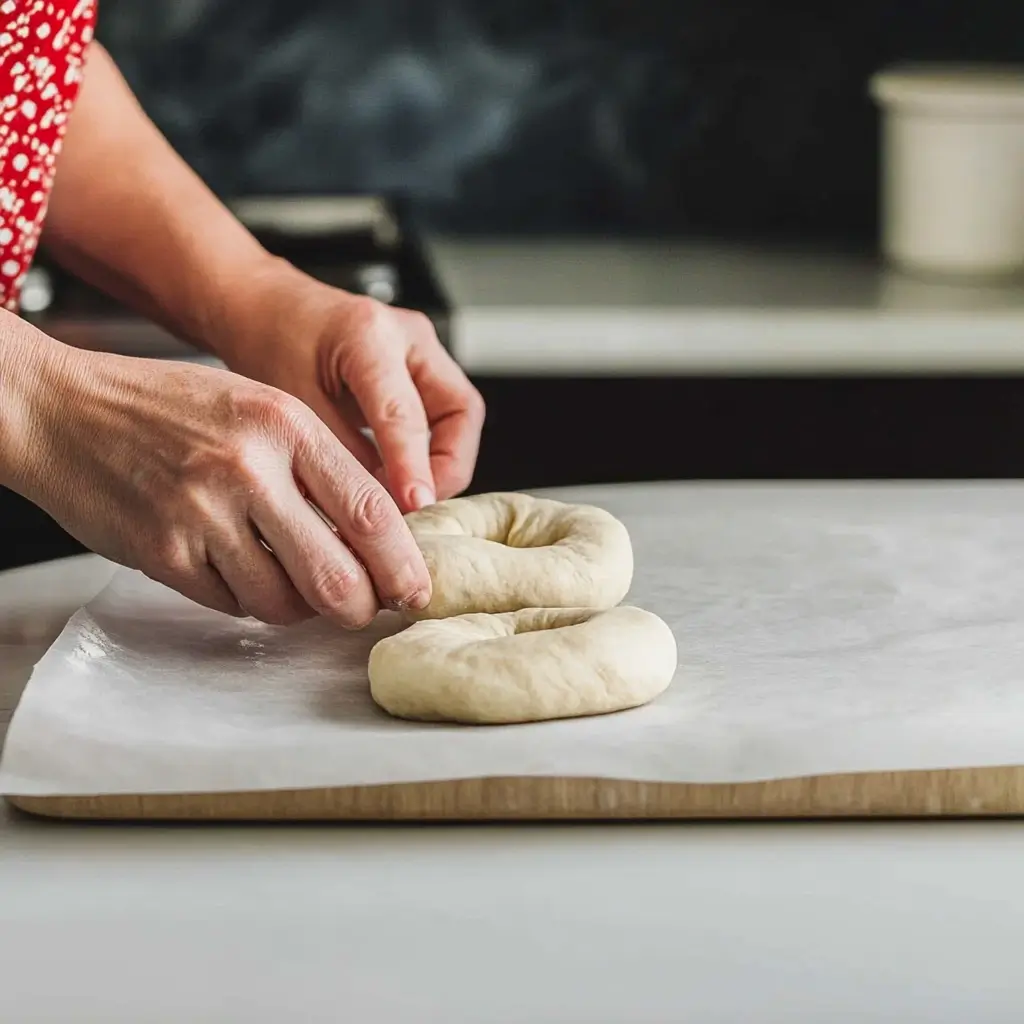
[467,374,1024,492]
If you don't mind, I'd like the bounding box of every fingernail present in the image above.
[384,557,433,613]
[386,587,431,613]
[409,484,435,511]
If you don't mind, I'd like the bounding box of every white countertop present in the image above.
[3,529,1024,1019]
[47,238,1024,377]
[426,238,1024,374]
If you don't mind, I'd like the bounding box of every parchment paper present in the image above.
[4,482,1024,797]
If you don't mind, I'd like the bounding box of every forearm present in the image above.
[42,43,278,356]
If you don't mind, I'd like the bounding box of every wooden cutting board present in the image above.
[9,487,1024,824]
[9,765,1024,821]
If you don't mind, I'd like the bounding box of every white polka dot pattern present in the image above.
[0,0,95,310]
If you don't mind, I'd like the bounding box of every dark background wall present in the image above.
[97,0,1024,245]
[6,1,1024,571]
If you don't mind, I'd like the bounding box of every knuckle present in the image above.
[347,483,396,536]
[336,297,383,356]
[220,442,259,482]
[202,388,312,480]
[257,390,310,435]
[152,532,196,579]
[376,394,425,432]
[307,561,361,613]
[230,385,312,440]
[405,309,435,335]
[348,294,380,328]
[464,383,486,424]
[182,442,265,503]
[178,477,220,520]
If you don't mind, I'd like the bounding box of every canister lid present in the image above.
[871,64,1024,116]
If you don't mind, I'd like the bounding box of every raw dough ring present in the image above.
[368,606,678,724]
[405,492,634,620]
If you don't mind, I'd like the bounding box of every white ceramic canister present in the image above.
[870,65,1024,279]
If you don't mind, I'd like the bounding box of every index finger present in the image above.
[342,343,436,514]
[293,429,432,613]
[409,345,485,500]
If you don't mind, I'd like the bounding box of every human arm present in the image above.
[43,42,484,512]
[41,43,270,356]
[0,308,431,626]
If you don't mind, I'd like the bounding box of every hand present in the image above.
[12,343,432,627]
[215,264,485,514]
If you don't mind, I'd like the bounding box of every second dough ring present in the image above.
[404,492,634,619]
[369,605,678,724]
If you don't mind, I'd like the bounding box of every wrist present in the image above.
[0,315,72,495]
[201,257,358,374]
[199,254,310,368]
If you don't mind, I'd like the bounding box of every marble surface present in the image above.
[3,502,1024,1019]
[428,238,1024,373]
[96,0,1024,241]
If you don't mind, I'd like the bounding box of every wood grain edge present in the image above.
[7,765,1024,821]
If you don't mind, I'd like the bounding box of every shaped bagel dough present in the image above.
[404,492,634,620]
[366,493,677,725]
[369,606,678,724]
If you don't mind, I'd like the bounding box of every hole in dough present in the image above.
[405,492,634,619]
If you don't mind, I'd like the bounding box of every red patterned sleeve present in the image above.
[0,0,97,310]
